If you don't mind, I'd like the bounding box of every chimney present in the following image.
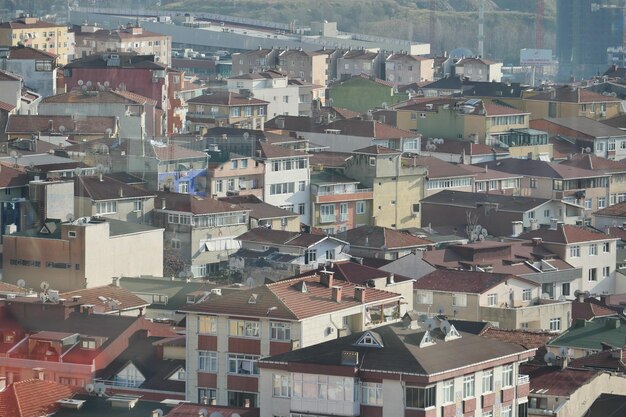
[549,218,558,230]
[112,277,119,287]
[530,219,539,230]
[387,273,395,284]
[33,367,44,380]
[209,398,217,406]
[511,221,523,237]
[557,221,565,229]
[577,292,585,303]
[355,286,366,303]
[532,237,542,246]
[81,304,95,314]
[48,119,54,132]
[319,270,334,287]
[331,285,342,302]
[161,199,166,210]
[119,187,123,198]
[0,377,6,392]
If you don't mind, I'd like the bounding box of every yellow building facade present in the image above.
[0,17,71,65]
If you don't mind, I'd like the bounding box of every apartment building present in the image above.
[337,50,385,80]
[231,48,279,76]
[0,46,58,97]
[227,71,302,118]
[186,91,269,132]
[523,86,621,121]
[454,57,503,82]
[181,270,404,407]
[0,17,71,65]
[277,48,328,85]
[208,155,264,199]
[259,316,534,417]
[385,53,434,85]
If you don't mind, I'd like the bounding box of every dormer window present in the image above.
[248,294,259,304]
[354,331,383,348]
[81,339,96,349]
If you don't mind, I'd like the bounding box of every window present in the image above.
[482,369,494,392]
[598,197,606,209]
[240,159,248,169]
[283,95,289,103]
[273,374,291,397]
[544,209,550,217]
[198,351,218,372]
[570,245,580,257]
[584,198,592,209]
[269,182,294,195]
[529,178,537,188]
[81,339,96,349]
[603,242,610,253]
[452,293,467,307]
[611,193,616,205]
[95,201,117,214]
[562,283,570,296]
[305,249,317,264]
[215,180,223,193]
[589,268,597,281]
[326,249,335,259]
[68,231,77,238]
[463,375,475,398]
[522,289,532,301]
[229,319,260,338]
[369,156,376,166]
[171,239,181,249]
[589,244,598,255]
[270,322,291,341]
[443,380,454,403]
[603,266,610,278]
[405,386,436,409]
[549,317,561,332]
[230,107,241,117]
[609,139,616,151]
[361,382,383,405]
[298,203,306,215]
[244,106,252,117]
[133,200,143,212]
[231,160,238,169]
[198,316,217,334]
[292,373,354,401]
[416,291,433,305]
[320,204,335,222]
[229,354,259,375]
[198,388,217,404]
[487,293,498,306]
[356,201,366,214]
[528,211,535,219]
[258,106,265,116]
[502,364,514,387]
[298,181,306,192]
[501,405,512,417]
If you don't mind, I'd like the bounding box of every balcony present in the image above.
[314,188,373,203]
[320,214,336,224]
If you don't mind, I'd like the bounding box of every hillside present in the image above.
[161,0,556,63]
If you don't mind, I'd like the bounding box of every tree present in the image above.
[163,247,190,278]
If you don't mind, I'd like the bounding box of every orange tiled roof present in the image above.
[0,379,78,417]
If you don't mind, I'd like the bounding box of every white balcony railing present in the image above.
[518,374,529,385]
[320,214,336,223]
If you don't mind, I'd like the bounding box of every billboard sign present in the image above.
[520,48,553,65]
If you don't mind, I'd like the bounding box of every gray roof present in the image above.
[544,117,626,139]
[378,252,436,280]
[477,158,607,179]
[421,190,552,213]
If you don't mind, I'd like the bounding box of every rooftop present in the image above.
[6,115,117,135]
[155,192,247,215]
[218,195,298,220]
[237,227,340,248]
[421,189,552,212]
[414,269,537,294]
[478,157,607,179]
[523,364,599,397]
[187,91,268,106]
[536,116,626,139]
[525,86,621,104]
[75,175,155,202]
[518,224,615,244]
[64,53,166,70]
[548,317,626,350]
[337,225,432,249]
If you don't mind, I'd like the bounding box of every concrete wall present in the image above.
[1,59,57,97]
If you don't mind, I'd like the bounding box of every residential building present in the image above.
[231,228,350,281]
[73,23,172,66]
[479,158,611,214]
[385,53,434,85]
[60,283,150,317]
[338,225,433,261]
[523,86,621,121]
[2,217,164,292]
[257,140,311,224]
[531,116,626,160]
[310,170,374,234]
[62,53,176,134]
[382,96,458,132]
[547,316,626,359]
[422,239,583,301]
[413,155,475,197]
[0,295,177,389]
[231,48,279,76]
[227,71,302,118]
[0,69,23,113]
[419,138,511,165]
[313,48,344,83]
[594,201,626,229]
[421,190,585,237]
[258,317,535,417]
[518,225,618,294]
[413,270,571,332]
[454,57,503,82]
[0,46,58,97]
[153,192,250,277]
[378,251,437,281]
[344,145,427,229]
[560,153,626,208]
[207,155,264,199]
[277,48,328,85]
[0,379,78,417]
[181,270,405,406]
[0,162,32,238]
[327,74,408,113]
[74,174,156,224]
[186,91,269,132]
[0,16,72,65]
[337,50,385,80]
[5,115,118,142]
[218,195,300,232]
[419,76,463,97]
[462,165,523,195]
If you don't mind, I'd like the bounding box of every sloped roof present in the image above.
[595,201,626,218]
[64,53,166,69]
[167,404,259,417]
[0,379,78,417]
[420,139,508,156]
[155,192,246,215]
[421,189,551,212]
[456,57,499,66]
[261,322,532,376]
[568,349,626,374]
[0,100,15,112]
[537,116,626,139]
[518,225,615,244]
[218,195,298,220]
[256,140,308,159]
[522,365,598,397]
[0,69,22,81]
[0,163,31,188]
[560,153,626,173]
[407,156,474,179]
[478,157,607,179]
[181,273,401,320]
[337,225,432,249]
[414,269,536,294]
[571,300,618,322]
[309,151,352,168]
[41,89,146,105]
[75,175,155,201]
[237,227,333,248]
[60,285,150,313]
[352,144,401,155]
[321,119,418,140]
[480,327,554,350]
[149,143,208,161]
[186,91,268,106]
[548,317,626,350]
[481,100,528,116]
[525,86,620,103]
[6,115,117,135]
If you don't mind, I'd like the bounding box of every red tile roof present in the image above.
[0,69,21,81]
[0,101,16,112]
[414,269,536,294]
[150,143,208,161]
[337,225,433,249]
[156,192,246,215]
[571,300,618,322]
[236,227,332,248]
[182,273,401,320]
[560,153,626,173]
[568,348,626,373]
[405,156,474,179]
[75,175,155,201]
[309,151,352,168]
[323,119,418,140]
[0,163,31,188]
[41,89,146,105]
[187,91,269,106]
[480,327,554,349]
[7,46,57,60]
[256,140,308,159]
[353,145,401,155]
[595,202,626,218]
[526,86,620,103]
[523,364,599,396]
[481,101,528,116]
[60,285,150,313]
[0,379,78,417]
[518,225,615,244]
[0,19,64,29]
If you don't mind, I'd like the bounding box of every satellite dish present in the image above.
[77,80,84,86]
[81,85,88,92]
[153,410,164,417]
[544,351,556,365]
[425,318,437,331]
[94,382,106,396]
[39,292,47,302]
[105,128,112,136]
[17,279,26,288]
[470,232,479,242]
[58,125,66,133]
[541,293,550,299]
[584,291,591,298]
[85,383,95,393]
[96,163,105,173]
[574,290,582,297]
[585,147,592,153]
[66,213,74,222]
[49,292,59,302]
[381,101,388,109]
[481,228,488,236]
[436,305,445,315]
[86,80,92,87]
[243,132,249,140]
[559,346,571,358]
[440,320,451,334]
[74,167,83,177]
[9,150,17,159]
[40,281,50,291]
[104,81,110,88]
